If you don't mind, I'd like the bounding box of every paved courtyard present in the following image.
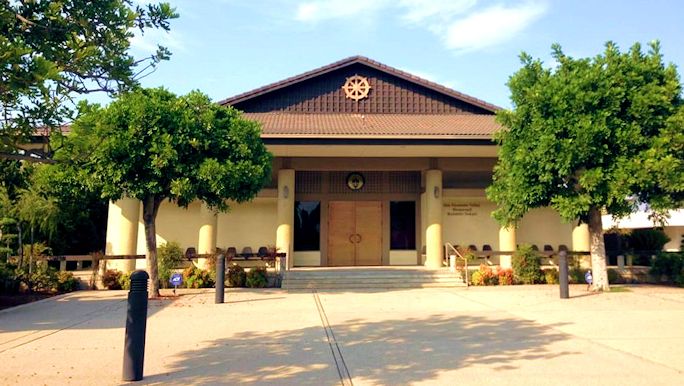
[0,284,682,385]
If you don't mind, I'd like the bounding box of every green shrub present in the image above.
[183,267,214,288]
[607,268,625,284]
[0,262,20,294]
[675,268,684,287]
[118,272,131,290]
[629,228,670,251]
[543,269,559,284]
[102,269,123,290]
[20,243,52,264]
[228,264,246,287]
[158,242,185,288]
[246,266,268,288]
[18,264,58,292]
[470,270,483,286]
[650,252,684,282]
[568,266,586,284]
[497,268,514,285]
[512,244,542,284]
[56,271,80,292]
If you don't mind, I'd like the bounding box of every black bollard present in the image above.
[215,254,225,304]
[559,250,569,299]
[122,270,149,382]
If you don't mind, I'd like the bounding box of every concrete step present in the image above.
[283,281,467,289]
[281,268,466,289]
[283,276,463,283]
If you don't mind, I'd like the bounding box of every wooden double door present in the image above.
[328,201,383,266]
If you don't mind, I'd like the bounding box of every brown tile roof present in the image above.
[221,56,501,113]
[245,113,501,139]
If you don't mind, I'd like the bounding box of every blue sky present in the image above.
[120,0,684,109]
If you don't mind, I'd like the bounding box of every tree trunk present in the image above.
[142,195,163,298]
[588,207,610,291]
[29,225,34,276]
[17,223,23,267]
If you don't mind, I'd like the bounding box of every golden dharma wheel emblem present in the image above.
[342,75,371,101]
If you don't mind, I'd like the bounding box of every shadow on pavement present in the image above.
[141,313,576,385]
[0,291,176,335]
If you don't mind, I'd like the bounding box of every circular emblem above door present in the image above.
[342,75,371,101]
[346,172,365,191]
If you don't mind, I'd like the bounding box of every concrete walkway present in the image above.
[0,285,682,385]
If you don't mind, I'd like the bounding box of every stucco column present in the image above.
[572,223,590,253]
[419,192,427,264]
[105,197,140,272]
[197,203,218,269]
[276,169,295,269]
[572,223,592,268]
[498,226,516,269]
[424,169,443,269]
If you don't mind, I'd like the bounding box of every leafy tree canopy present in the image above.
[487,41,683,290]
[488,41,683,226]
[66,87,272,296]
[73,88,273,210]
[0,0,178,159]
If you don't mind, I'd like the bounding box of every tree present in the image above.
[0,159,32,261]
[487,41,683,291]
[69,88,272,297]
[16,184,60,272]
[1,0,178,160]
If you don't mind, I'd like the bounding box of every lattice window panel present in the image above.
[295,171,323,193]
[388,171,420,193]
[329,171,383,194]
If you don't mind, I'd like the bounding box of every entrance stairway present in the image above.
[281,267,466,290]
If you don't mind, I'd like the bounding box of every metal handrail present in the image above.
[444,242,468,286]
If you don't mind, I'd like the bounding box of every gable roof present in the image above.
[219,56,501,113]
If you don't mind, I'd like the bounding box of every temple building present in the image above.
[104,56,591,271]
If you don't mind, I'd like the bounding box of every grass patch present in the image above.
[608,286,631,293]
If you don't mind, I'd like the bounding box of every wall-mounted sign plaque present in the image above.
[346,172,365,190]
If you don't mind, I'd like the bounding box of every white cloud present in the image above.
[443,2,548,52]
[295,0,387,22]
[292,0,548,53]
[396,66,439,82]
[398,0,477,24]
[129,28,186,55]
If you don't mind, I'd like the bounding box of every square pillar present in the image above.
[276,169,295,269]
[498,226,516,268]
[424,169,443,269]
[105,197,140,272]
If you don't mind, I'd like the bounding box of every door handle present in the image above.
[348,234,362,244]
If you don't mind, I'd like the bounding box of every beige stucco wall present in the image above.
[135,201,202,255]
[133,199,278,255]
[442,197,499,250]
[390,250,418,265]
[518,208,573,249]
[664,226,684,251]
[442,196,573,251]
[216,198,278,251]
[294,251,321,266]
